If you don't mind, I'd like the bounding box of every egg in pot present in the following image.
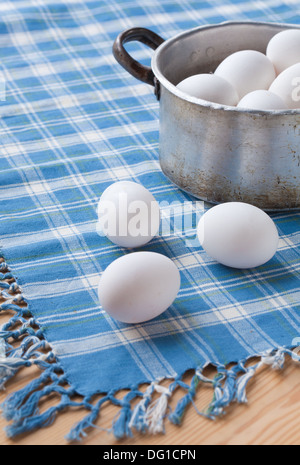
[214,50,276,99]
[237,90,287,110]
[176,73,239,106]
[269,63,300,109]
[266,29,300,75]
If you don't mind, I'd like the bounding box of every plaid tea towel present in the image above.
[0,0,299,441]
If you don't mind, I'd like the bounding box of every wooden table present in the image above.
[1,348,299,445]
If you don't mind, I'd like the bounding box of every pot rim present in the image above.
[151,20,300,116]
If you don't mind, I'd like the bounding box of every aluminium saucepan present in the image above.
[113,21,300,211]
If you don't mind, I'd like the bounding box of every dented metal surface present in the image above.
[159,87,300,210]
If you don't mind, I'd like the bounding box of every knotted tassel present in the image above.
[2,366,57,420]
[11,375,68,422]
[144,384,173,434]
[169,374,200,425]
[207,364,241,417]
[0,354,32,391]
[5,395,72,438]
[66,395,110,442]
[262,348,286,370]
[112,390,141,439]
[129,383,155,433]
[0,261,8,271]
[234,359,263,404]
[0,282,19,293]
[0,301,28,314]
[0,273,12,280]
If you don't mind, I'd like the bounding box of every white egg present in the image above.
[215,50,276,99]
[98,252,181,324]
[97,181,160,248]
[266,29,300,75]
[269,63,300,109]
[237,90,288,111]
[176,73,239,106]
[197,202,279,269]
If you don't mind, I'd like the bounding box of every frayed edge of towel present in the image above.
[0,255,299,442]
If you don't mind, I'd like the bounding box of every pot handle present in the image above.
[113,27,165,89]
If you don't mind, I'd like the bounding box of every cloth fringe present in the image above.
[0,255,300,441]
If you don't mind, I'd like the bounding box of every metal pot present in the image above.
[113,21,300,211]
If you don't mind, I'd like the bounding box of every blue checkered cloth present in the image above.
[0,0,299,440]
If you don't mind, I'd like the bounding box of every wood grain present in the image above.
[0,349,299,445]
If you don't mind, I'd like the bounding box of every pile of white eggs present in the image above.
[97,182,279,324]
[176,29,300,110]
